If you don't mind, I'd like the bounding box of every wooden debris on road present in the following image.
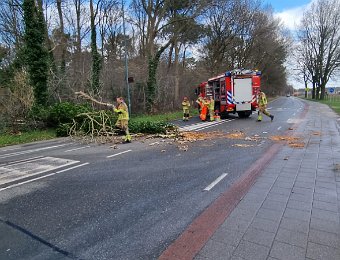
[270,135,305,149]
[270,135,301,142]
[288,142,305,148]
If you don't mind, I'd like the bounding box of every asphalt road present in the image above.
[0,97,306,260]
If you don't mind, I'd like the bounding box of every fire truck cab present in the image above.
[196,69,261,118]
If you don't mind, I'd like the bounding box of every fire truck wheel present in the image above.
[220,112,229,119]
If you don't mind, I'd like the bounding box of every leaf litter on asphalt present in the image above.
[269,135,305,149]
[173,130,263,151]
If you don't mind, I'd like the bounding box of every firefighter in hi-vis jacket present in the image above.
[75,91,132,143]
[257,90,274,122]
[114,97,131,143]
[208,96,215,121]
[196,94,203,113]
[182,96,190,121]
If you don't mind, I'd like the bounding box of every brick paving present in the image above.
[195,101,340,260]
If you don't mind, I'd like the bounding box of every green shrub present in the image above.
[129,120,174,134]
[29,104,50,123]
[55,123,72,137]
[48,102,92,126]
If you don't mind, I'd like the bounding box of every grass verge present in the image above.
[131,108,199,123]
[304,95,340,115]
[0,129,57,148]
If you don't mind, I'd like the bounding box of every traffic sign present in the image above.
[329,88,335,93]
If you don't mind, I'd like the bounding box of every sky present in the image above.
[268,0,312,30]
[262,0,338,90]
[267,0,314,89]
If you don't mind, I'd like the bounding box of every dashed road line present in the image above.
[277,126,282,130]
[203,173,228,191]
[149,142,160,146]
[106,150,132,158]
[64,146,90,152]
[287,118,302,124]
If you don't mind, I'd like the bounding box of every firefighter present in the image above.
[257,90,274,122]
[196,94,204,113]
[182,96,191,121]
[208,96,215,121]
[114,97,131,143]
[75,91,132,143]
[199,97,209,121]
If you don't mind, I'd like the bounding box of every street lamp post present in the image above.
[121,0,131,114]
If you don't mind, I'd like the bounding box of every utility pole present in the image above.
[122,0,131,114]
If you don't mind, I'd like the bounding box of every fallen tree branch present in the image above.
[75,91,115,109]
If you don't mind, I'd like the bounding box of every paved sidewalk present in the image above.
[194,101,340,260]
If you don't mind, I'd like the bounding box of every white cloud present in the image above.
[274,6,305,30]
[273,1,317,30]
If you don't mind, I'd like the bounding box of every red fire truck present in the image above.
[196,69,261,118]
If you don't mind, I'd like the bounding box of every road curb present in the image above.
[159,99,309,260]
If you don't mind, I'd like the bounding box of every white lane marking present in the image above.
[0,157,79,185]
[56,162,89,173]
[0,144,70,159]
[204,173,228,191]
[277,126,282,130]
[287,118,302,124]
[64,146,90,152]
[0,156,44,167]
[195,119,235,131]
[106,150,132,158]
[0,147,22,152]
[0,173,56,192]
[0,163,89,192]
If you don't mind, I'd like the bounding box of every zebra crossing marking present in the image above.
[178,119,234,132]
[0,156,79,186]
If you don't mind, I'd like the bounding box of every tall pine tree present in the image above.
[22,0,49,107]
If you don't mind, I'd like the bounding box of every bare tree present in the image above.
[0,0,24,50]
[56,0,67,73]
[298,0,340,100]
[203,0,289,95]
